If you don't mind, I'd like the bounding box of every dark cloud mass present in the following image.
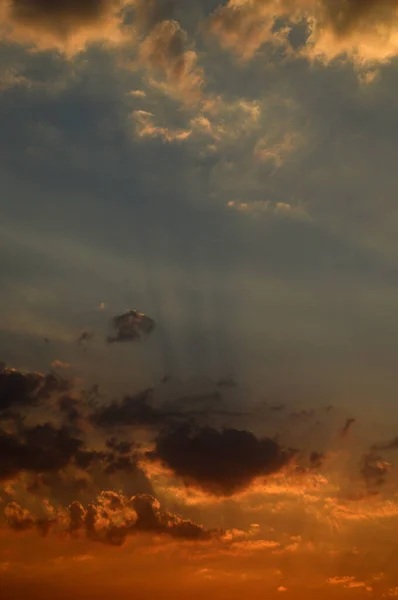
[133,0,175,31]
[360,453,391,488]
[372,436,398,451]
[91,387,247,429]
[341,417,356,438]
[0,424,83,480]
[149,425,296,496]
[0,367,71,413]
[309,451,326,469]
[107,309,156,343]
[323,0,398,36]
[6,0,123,32]
[91,388,168,427]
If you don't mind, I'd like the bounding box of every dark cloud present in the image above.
[0,423,83,480]
[91,387,248,430]
[0,367,42,413]
[3,0,124,36]
[341,417,356,438]
[3,491,216,544]
[77,330,94,345]
[148,425,296,496]
[58,394,81,425]
[74,449,106,470]
[106,437,135,454]
[107,309,155,343]
[133,0,175,31]
[309,451,326,469]
[290,409,315,419]
[371,437,398,452]
[103,454,137,475]
[0,366,70,414]
[4,501,35,531]
[91,388,169,428]
[360,453,391,488]
[322,0,398,37]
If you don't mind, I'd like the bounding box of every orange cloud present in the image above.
[139,19,204,105]
[208,0,398,67]
[132,109,192,142]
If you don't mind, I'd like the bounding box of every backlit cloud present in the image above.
[0,0,129,54]
[208,0,398,66]
[4,490,216,544]
[148,425,296,496]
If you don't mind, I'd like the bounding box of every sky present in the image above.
[1,1,398,598]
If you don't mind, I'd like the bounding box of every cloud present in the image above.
[77,331,94,345]
[254,132,302,167]
[90,386,248,430]
[0,66,30,92]
[360,453,392,488]
[208,0,398,66]
[0,423,83,481]
[106,437,135,454]
[3,490,216,544]
[91,387,183,428]
[58,394,82,425]
[148,425,296,496]
[309,451,326,469]
[51,360,70,370]
[133,110,192,142]
[138,18,204,104]
[208,0,289,62]
[327,575,372,591]
[107,309,156,343]
[341,417,356,438]
[0,366,71,414]
[0,0,128,54]
[227,200,310,221]
[132,0,175,32]
[372,437,398,451]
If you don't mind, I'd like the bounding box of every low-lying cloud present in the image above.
[4,490,216,544]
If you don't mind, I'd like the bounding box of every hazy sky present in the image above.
[1,1,398,599]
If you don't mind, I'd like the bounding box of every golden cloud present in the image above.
[139,19,204,105]
[208,0,398,66]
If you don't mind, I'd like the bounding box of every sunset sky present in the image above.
[1,1,398,598]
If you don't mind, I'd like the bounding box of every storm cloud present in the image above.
[148,425,296,495]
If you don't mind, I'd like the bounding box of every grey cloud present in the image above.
[90,386,249,430]
[0,366,71,415]
[341,418,356,438]
[371,436,398,452]
[107,309,155,343]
